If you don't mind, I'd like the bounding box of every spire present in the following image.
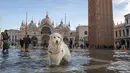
[46,11,49,18]
[31,16,34,23]
[60,18,63,24]
[65,14,66,27]
[20,20,24,30]
[68,21,70,27]
[21,20,24,26]
[38,20,41,26]
[25,12,28,33]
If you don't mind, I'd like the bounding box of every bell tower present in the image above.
[88,0,114,48]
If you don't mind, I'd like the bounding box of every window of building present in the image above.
[128,18,130,24]
[123,30,125,36]
[126,29,129,36]
[115,31,118,37]
[126,19,128,24]
[84,31,87,35]
[70,32,72,35]
[119,30,121,37]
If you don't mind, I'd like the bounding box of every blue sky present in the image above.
[0,0,130,31]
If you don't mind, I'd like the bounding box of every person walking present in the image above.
[69,39,73,52]
[1,30,10,54]
[23,35,31,52]
[121,39,126,50]
[20,38,24,52]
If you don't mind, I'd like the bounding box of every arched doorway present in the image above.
[41,26,52,47]
[41,27,52,34]
[31,36,38,47]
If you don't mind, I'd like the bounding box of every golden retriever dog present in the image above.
[48,33,71,66]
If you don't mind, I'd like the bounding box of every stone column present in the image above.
[125,40,127,48]
[125,29,127,36]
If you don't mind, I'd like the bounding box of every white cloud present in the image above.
[113,0,130,24]
[125,1,130,11]
[113,0,129,4]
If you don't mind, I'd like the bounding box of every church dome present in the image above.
[28,20,36,27]
[41,12,52,26]
[28,20,37,31]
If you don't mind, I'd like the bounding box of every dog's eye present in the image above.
[58,37,60,38]
[54,37,56,38]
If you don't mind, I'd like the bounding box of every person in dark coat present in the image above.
[23,35,31,52]
[1,30,10,54]
[121,39,126,50]
[20,38,24,52]
[69,39,73,48]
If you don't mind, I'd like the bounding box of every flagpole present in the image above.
[65,14,66,27]
[26,12,28,34]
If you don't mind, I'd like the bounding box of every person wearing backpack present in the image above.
[1,30,10,54]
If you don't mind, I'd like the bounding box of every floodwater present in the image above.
[0,48,129,73]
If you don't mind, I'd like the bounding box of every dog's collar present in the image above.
[49,50,63,54]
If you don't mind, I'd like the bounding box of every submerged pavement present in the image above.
[0,48,129,73]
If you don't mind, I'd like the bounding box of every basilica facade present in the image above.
[19,13,71,47]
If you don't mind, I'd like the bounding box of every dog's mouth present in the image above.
[56,40,59,44]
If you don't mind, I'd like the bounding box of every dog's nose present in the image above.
[56,40,58,44]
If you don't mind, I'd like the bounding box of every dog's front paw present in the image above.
[49,65,56,68]
[49,64,60,68]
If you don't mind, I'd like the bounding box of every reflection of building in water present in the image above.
[18,12,71,47]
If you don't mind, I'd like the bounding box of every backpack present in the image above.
[2,32,9,40]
